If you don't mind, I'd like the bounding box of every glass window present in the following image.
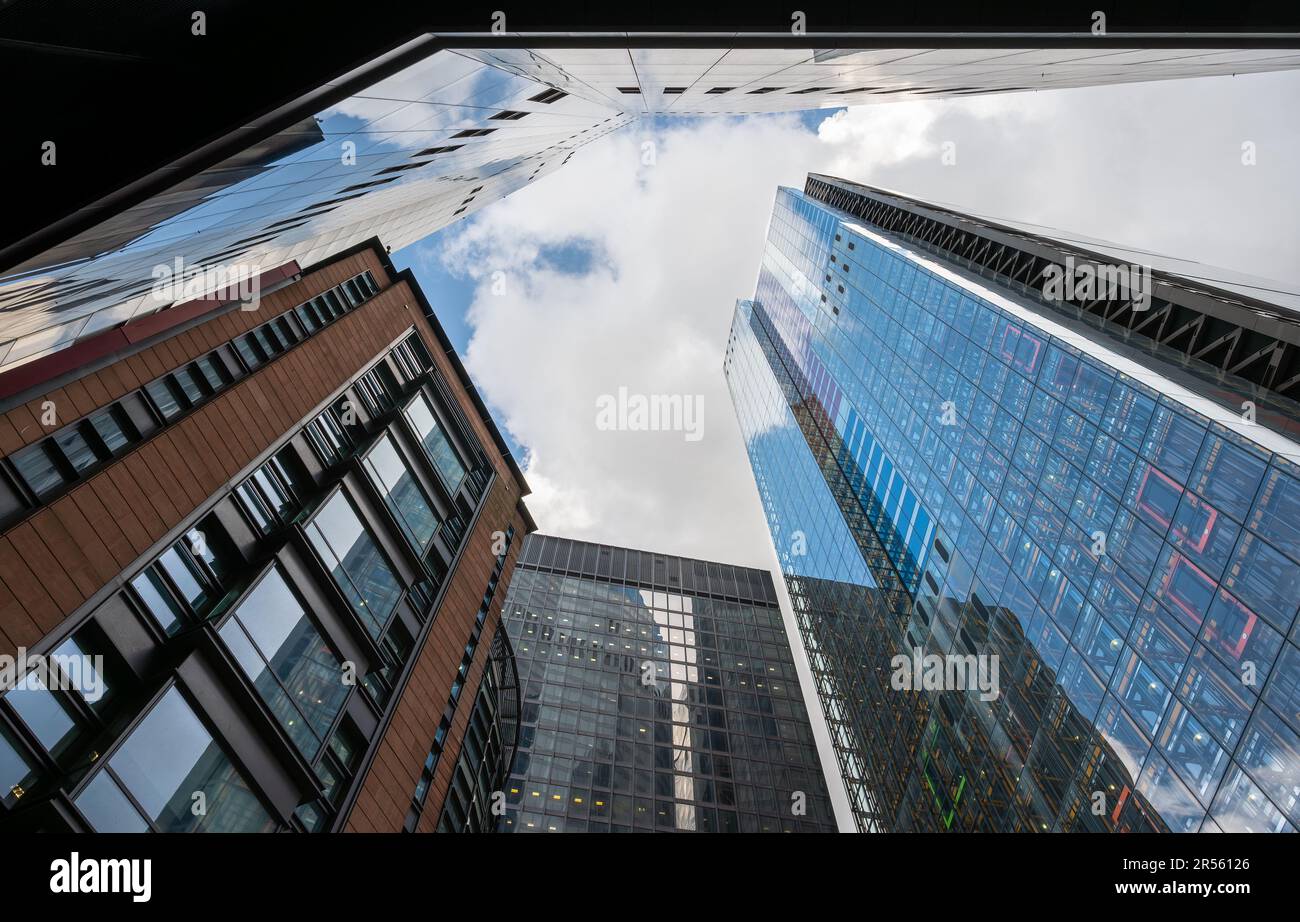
[1189,435,1267,523]
[306,407,350,467]
[1210,765,1293,833]
[195,354,227,391]
[1136,754,1205,832]
[234,335,262,370]
[157,546,212,611]
[89,408,131,455]
[129,568,185,635]
[1220,532,1300,633]
[74,772,148,833]
[1168,492,1239,580]
[53,634,116,716]
[145,378,183,420]
[1201,589,1283,688]
[364,433,440,552]
[4,670,80,758]
[1235,705,1300,826]
[1178,645,1254,750]
[1141,405,1205,480]
[1248,463,1300,563]
[219,567,347,761]
[404,393,466,492]
[1157,701,1228,806]
[0,724,40,809]
[1110,648,1171,735]
[296,302,322,333]
[53,426,99,473]
[11,443,65,497]
[1262,643,1300,735]
[174,367,206,405]
[82,687,276,832]
[1101,382,1155,452]
[305,491,403,639]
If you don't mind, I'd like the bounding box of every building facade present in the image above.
[725,176,1300,833]
[0,238,533,832]
[7,42,1300,375]
[495,533,836,832]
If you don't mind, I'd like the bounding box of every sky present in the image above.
[393,69,1300,571]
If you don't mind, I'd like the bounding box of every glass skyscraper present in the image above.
[6,42,1299,374]
[495,533,836,832]
[725,175,1300,833]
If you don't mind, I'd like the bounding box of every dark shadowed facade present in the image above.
[495,533,837,832]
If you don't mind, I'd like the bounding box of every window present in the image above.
[616,87,640,95]
[173,366,207,405]
[53,426,99,474]
[127,522,234,633]
[404,393,466,493]
[355,366,396,418]
[234,448,306,535]
[363,433,440,553]
[74,687,276,832]
[218,567,347,761]
[89,407,132,455]
[144,377,184,420]
[705,87,733,94]
[52,632,118,717]
[305,491,403,640]
[4,670,81,760]
[0,724,40,809]
[490,109,529,119]
[304,403,352,467]
[528,87,567,104]
[11,442,66,497]
[129,568,185,635]
[234,334,263,370]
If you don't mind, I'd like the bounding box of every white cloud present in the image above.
[440,113,832,566]
[431,71,1300,570]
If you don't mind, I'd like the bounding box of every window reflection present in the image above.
[78,687,275,832]
[305,491,403,639]
[404,393,466,493]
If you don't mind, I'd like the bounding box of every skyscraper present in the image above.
[494,533,837,832]
[0,237,534,832]
[7,41,1300,373]
[725,175,1300,833]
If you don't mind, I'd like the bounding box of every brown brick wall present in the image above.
[0,243,534,834]
[344,475,526,832]
[0,253,425,657]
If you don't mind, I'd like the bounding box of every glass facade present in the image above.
[725,179,1300,832]
[6,45,1299,372]
[497,534,836,833]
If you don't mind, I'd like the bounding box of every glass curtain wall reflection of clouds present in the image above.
[725,177,1300,833]
[6,43,1300,372]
